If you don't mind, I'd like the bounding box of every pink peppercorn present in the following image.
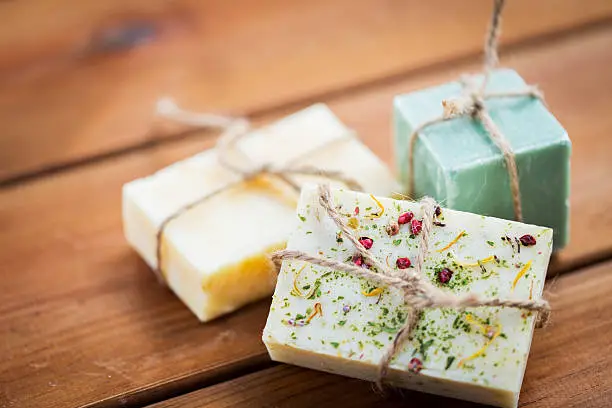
[354,206,360,215]
[353,254,371,269]
[353,254,364,266]
[437,268,453,284]
[398,212,414,225]
[519,234,536,246]
[408,357,423,373]
[359,237,374,249]
[411,219,423,235]
[396,257,411,269]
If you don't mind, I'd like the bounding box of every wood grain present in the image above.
[150,260,612,408]
[1,0,612,182]
[1,17,612,408]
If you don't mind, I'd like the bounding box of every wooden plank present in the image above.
[1,20,612,408]
[150,259,612,408]
[1,0,611,182]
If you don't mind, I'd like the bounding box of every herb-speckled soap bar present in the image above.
[123,105,399,322]
[394,68,570,249]
[263,185,552,407]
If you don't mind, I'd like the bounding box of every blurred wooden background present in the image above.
[1,1,611,407]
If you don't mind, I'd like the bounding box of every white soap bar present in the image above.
[263,185,552,407]
[123,105,399,321]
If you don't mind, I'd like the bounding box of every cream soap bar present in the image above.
[263,185,552,407]
[123,105,399,322]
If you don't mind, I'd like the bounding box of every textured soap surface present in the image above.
[394,68,570,249]
[123,104,399,321]
[263,185,552,408]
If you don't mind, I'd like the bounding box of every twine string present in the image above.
[406,0,544,223]
[152,99,364,281]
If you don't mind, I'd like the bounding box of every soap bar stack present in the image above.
[394,69,570,249]
[123,104,399,322]
[264,185,552,408]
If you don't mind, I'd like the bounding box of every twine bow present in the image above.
[152,99,364,282]
[271,184,550,388]
[406,0,544,222]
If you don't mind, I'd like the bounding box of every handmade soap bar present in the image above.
[123,104,399,321]
[263,185,552,407]
[394,68,570,249]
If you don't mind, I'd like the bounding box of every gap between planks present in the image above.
[1,16,611,190]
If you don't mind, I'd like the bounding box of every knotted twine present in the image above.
[406,0,544,222]
[153,99,364,282]
[272,184,550,388]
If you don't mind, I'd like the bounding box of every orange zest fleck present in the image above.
[512,260,533,292]
[307,302,323,323]
[464,314,489,334]
[290,264,317,299]
[459,255,496,268]
[436,230,466,252]
[347,217,359,229]
[366,194,385,219]
[458,322,502,367]
[361,287,384,297]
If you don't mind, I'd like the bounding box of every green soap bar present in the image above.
[394,69,570,249]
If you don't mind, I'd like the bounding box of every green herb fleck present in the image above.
[487,240,495,247]
[419,339,434,358]
[392,239,402,246]
[330,342,340,348]
[338,320,347,326]
[445,356,456,370]
[298,215,306,222]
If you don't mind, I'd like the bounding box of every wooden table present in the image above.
[1,2,611,407]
